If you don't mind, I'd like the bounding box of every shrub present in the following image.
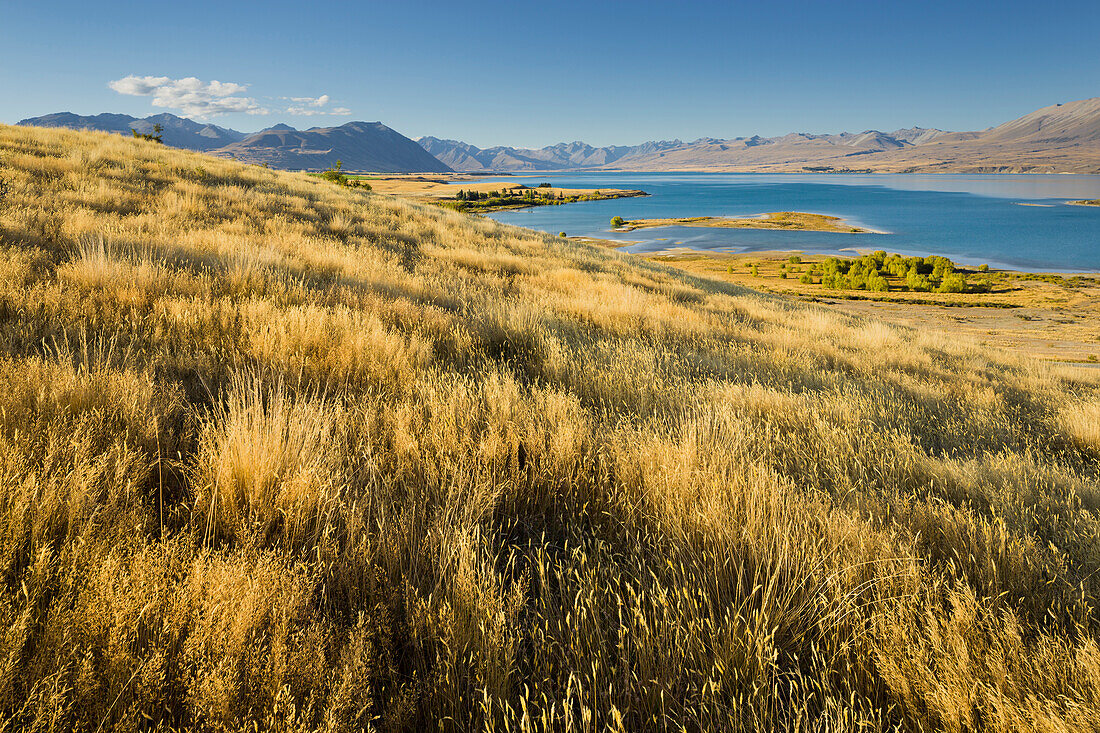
[788,255,801,264]
[559,232,567,238]
[979,264,990,272]
[610,216,625,228]
[799,273,813,284]
[751,264,760,277]
[936,272,967,293]
[130,123,164,144]
[906,268,932,292]
[866,272,889,292]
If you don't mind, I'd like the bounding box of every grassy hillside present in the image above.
[1,124,1099,732]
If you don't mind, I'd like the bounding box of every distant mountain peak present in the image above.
[17,111,247,151]
[416,97,1100,174]
[17,112,451,172]
[212,120,451,172]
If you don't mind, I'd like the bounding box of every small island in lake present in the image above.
[615,211,873,233]
[1070,199,1100,206]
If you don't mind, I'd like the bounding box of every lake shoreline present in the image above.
[615,211,881,234]
[485,171,1100,272]
[356,174,648,212]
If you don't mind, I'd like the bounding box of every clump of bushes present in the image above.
[611,216,625,228]
[906,268,933,292]
[809,251,987,294]
[449,187,608,211]
[131,123,163,144]
[319,160,372,189]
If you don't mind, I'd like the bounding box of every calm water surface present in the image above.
[479,173,1100,271]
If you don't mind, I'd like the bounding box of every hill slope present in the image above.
[979,97,1100,144]
[1,124,1099,731]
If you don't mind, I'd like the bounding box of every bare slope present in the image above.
[2,124,1100,731]
[980,97,1100,144]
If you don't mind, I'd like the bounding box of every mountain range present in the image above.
[17,112,247,151]
[16,113,450,173]
[209,121,450,172]
[17,97,1100,174]
[419,98,1100,174]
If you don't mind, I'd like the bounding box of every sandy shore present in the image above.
[617,211,876,234]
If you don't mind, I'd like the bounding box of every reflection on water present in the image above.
[483,173,1100,271]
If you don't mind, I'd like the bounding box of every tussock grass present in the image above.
[1,123,1099,731]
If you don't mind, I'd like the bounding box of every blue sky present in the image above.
[2,0,1098,147]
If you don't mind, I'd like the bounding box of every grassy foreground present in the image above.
[1,125,1099,732]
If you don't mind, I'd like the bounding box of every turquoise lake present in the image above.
[479,173,1100,271]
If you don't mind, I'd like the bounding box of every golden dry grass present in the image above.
[1,123,1099,731]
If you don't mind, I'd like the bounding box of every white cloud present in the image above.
[288,94,330,107]
[108,75,269,118]
[109,75,352,119]
[283,94,351,117]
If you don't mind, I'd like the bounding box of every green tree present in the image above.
[610,216,625,228]
[866,272,889,292]
[906,268,932,292]
[130,124,164,144]
[936,272,967,293]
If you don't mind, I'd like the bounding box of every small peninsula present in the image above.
[615,211,873,233]
[355,174,647,212]
[1070,199,1100,206]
